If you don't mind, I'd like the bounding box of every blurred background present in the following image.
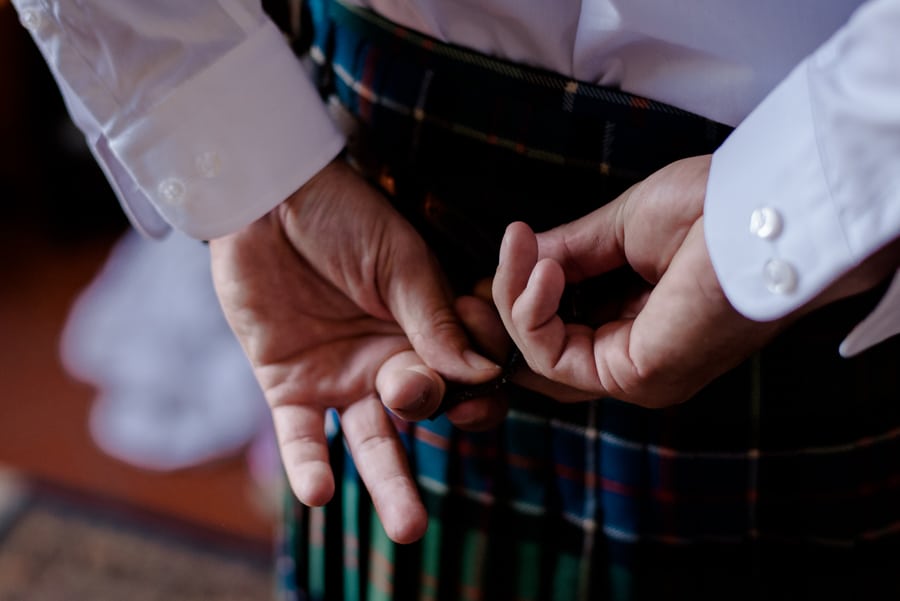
[0,2,280,597]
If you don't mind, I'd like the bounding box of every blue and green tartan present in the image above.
[275,1,900,599]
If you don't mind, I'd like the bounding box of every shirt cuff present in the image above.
[107,20,345,240]
[704,60,853,322]
[839,269,900,357]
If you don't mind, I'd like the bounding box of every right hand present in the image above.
[491,155,900,408]
[209,160,502,543]
[492,156,776,408]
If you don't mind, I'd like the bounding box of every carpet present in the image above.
[0,484,273,600]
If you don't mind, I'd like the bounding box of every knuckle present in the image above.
[409,307,462,350]
[352,430,396,458]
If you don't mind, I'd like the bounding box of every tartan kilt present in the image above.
[275,1,900,599]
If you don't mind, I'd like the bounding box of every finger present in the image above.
[500,244,610,395]
[535,191,630,281]
[272,404,334,507]
[493,222,540,327]
[384,232,501,384]
[376,349,446,421]
[471,277,494,303]
[454,295,510,360]
[444,295,511,430]
[463,283,604,403]
[445,391,509,431]
[535,221,754,407]
[494,224,566,366]
[510,369,599,403]
[598,220,775,407]
[340,395,427,544]
[510,258,567,333]
[280,164,500,387]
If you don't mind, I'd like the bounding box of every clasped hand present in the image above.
[209,155,777,544]
[493,155,785,407]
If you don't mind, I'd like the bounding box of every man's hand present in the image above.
[209,160,501,543]
[492,155,785,408]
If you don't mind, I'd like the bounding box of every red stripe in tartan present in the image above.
[413,429,758,504]
[359,45,380,122]
[413,425,448,450]
[368,548,394,594]
[761,472,900,503]
[556,463,597,488]
[343,533,360,569]
[412,421,900,507]
[630,97,650,109]
[456,438,500,460]
[506,451,547,471]
[414,427,546,470]
[460,583,484,601]
[596,476,756,504]
[598,476,636,498]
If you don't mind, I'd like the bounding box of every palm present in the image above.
[218,213,412,410]
[209,160,501,543]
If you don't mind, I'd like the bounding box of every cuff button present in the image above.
[158,178,187,206]
[750,207,783,240]
[763,258,798,295]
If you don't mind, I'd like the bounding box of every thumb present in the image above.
[535,187,632,282]
[282,159,501,386]
[382,231,501,385]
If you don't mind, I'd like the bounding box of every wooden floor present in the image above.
[0,222,276,550]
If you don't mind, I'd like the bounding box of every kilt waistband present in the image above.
[303,0,732,182]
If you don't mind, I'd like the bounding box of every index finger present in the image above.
[494,222,614,396]
[492,222,540,318]
[534,194,628,281]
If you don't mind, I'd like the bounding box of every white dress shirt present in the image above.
[10,0,900,354]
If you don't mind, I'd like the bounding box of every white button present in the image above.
[763,259,798,295]
[749,207,783,240]
[195,151,221,178]
[20,10,42,32]
[158,178,187,205]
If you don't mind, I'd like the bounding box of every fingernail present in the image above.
[400,366,438,405]
[404,365,436,388]
[405,365,436,379]
[463,350,501,372]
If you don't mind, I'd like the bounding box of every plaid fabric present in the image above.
[275,1,900,599]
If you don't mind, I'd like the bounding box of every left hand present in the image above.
[210,160,502,543]
[492,155,785,408]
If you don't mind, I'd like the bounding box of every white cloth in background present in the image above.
[60,230,269,471]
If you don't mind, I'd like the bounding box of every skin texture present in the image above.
[210,154,900,543]
[493,154,900,408]
[209,160,503,543]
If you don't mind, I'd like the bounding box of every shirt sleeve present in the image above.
[704,0,900,354]
[11,0,346,240]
